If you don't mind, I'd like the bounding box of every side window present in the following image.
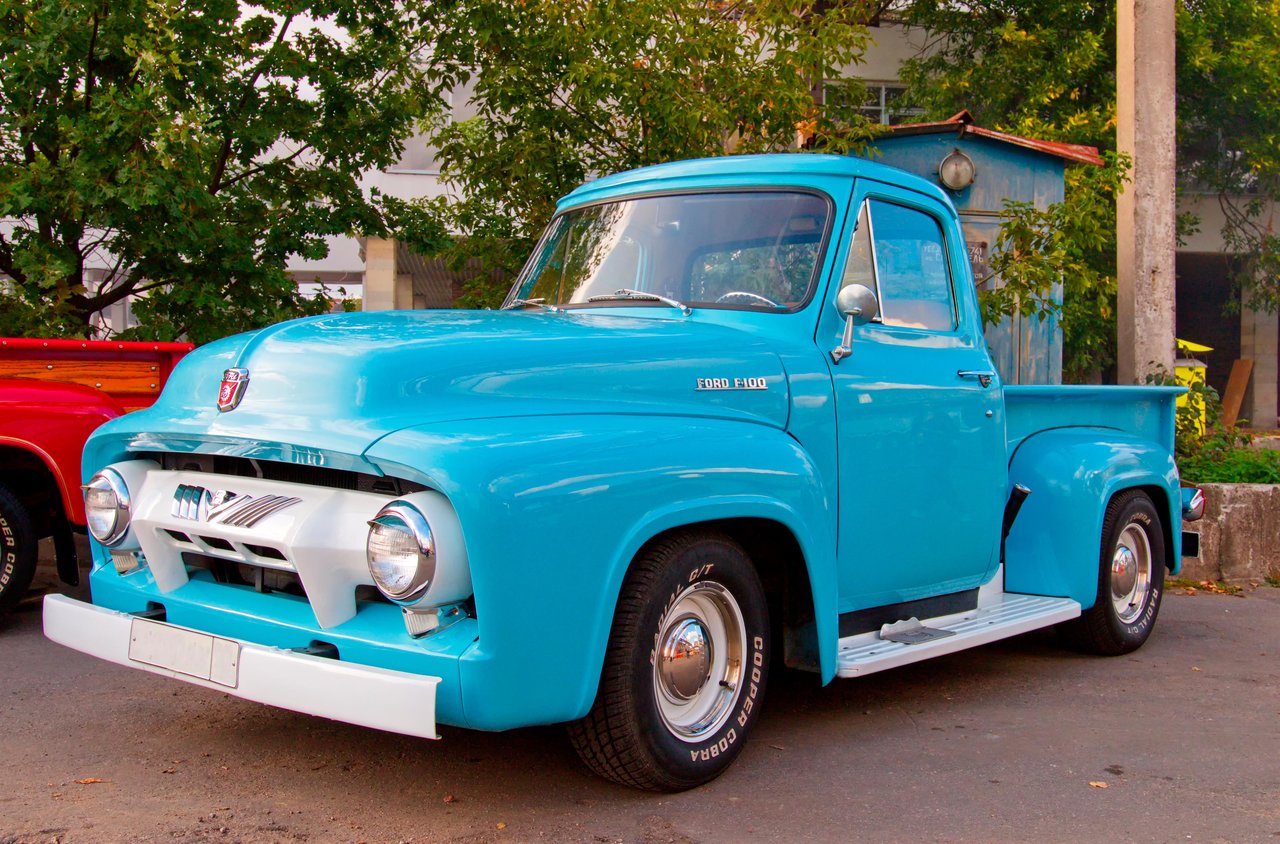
[868,201,956,331]
[839,202,876,293]
[837,199,956,332]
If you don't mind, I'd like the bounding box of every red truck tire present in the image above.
[0,483,38,614]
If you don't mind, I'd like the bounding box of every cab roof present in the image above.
[558,153,953,212]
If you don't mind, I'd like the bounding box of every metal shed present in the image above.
[856,110,1103,385]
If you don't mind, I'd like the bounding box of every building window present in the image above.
[827,81,923,126]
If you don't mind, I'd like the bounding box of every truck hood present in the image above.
[115,310,791,461]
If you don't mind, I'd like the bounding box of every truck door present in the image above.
[819,181,1006,623]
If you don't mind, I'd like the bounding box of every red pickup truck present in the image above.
[0,338,191,613]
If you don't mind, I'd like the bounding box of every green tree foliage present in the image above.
[896,0,1122,381]
[393,0,883,306]
[1178,0,1280,312]
[898,0,1280,379]
[0,0,440,342]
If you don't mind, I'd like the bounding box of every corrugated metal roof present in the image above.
[886,110,1104,167]
[396,243,511,308]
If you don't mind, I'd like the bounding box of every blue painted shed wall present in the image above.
[856,133,1067,385]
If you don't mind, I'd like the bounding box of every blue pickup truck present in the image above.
[45,154,1203,791]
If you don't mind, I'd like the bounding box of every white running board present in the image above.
[835,593,1081,678]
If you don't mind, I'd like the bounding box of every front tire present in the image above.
[1058,489,1165,655]
[0,484,39,615]
[568,531,769,791]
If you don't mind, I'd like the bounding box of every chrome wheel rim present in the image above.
[1111,522,1152,624]
[653,581,745,742]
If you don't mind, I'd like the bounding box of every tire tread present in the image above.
[568,531,759,791]
[1058,489,1164,656]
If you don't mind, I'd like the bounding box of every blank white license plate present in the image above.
[128,618,241,688]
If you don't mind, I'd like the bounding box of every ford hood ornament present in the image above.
[217,367,250,412]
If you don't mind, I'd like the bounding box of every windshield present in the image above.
[506,191,832,312]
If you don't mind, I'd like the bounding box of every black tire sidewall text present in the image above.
[0,484,39,614]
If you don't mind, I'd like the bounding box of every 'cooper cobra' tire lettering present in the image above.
[0,485,39,615]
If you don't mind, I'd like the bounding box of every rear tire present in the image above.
[568,531,769,791]
[0,484,39,615]
[1058,489,1165,655]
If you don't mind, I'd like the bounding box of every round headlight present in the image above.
[83,469,131,546]
[366,502,435,603]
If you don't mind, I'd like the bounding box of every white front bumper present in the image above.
[43,594,441,739]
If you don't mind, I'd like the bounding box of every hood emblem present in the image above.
[218,367,250,412]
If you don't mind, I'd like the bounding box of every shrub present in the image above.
[1175,380,1280,484]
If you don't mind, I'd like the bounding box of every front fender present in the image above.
[1005,428,1181,609]
[366,415,836,730]
[0,380,126,524]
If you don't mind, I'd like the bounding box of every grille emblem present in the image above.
[172,484,300,527]
[218,367,250,412]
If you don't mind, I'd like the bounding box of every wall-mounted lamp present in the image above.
[938,149,976,191]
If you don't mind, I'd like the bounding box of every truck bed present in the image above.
[1004,384,1183,456]
[0,338,193,411]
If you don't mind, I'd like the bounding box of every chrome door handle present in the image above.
[957,369,994,388]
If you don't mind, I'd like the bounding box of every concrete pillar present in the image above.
[1241,306,1279,429]
[1116,0,1177,382]
[396,273,413,311]
[362,237,401,311]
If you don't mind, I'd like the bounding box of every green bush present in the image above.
[1175,379,1280,484]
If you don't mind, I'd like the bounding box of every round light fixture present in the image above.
[939,149,976,191]
[83,469,132,546]
[366,502,435,603]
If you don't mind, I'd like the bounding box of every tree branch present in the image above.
[0,233,29,285]
[208,13,296,195]
[220,142,313,191]
[84,5,101,115]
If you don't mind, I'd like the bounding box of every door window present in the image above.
[838,199,956,332]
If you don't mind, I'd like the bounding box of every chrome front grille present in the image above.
[171,483,302,527]
[124,466,397,628]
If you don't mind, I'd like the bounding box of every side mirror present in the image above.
[831,284,879,363]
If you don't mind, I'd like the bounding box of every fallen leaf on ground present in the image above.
[74,778,104,785]
[1088,781,1109,789]
[496,822,507,830]
[443,794,457,804]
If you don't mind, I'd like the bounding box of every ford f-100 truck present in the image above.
[0,339,191,614]
[44,154,1204,791]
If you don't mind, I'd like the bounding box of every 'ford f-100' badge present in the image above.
[695,377,768,391]
[217,367,250,412]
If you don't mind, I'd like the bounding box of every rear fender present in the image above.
[366,415,837,730]
[1004,428,1181,609]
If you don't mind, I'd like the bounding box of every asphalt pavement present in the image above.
[3,568,1278,844]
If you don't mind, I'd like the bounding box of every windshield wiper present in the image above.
[503,297,563,314]
[586,288,691,315]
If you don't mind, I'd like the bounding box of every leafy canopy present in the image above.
[0,0,441,342]
[1178,0,1280,313]
[897,0,1122,382]
[898,0,1280,379]
[390,0,883,308]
